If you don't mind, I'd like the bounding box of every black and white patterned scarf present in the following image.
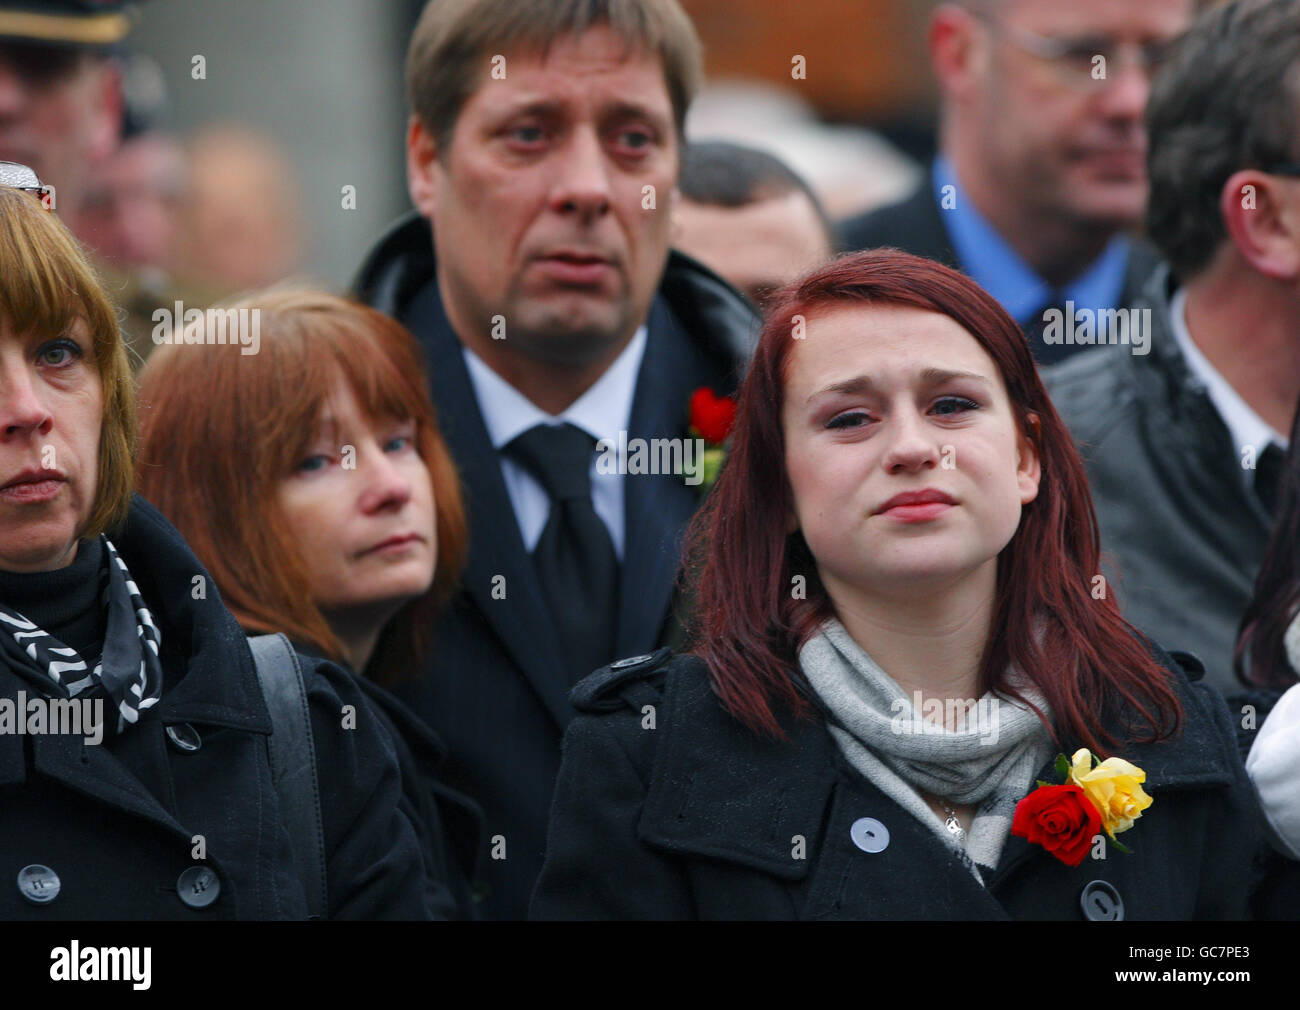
[0,536,162,731]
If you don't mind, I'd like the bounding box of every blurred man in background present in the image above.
[78,52,184,274]
[1045,0,1299,693]
[674,139,835,308]
[174,124,305,292]
[0,3,230,366]
[0,0,125,237]
[683,82,921,223]
[839,0,1193,364]
[78,124,185,271]
[73,51,215,362]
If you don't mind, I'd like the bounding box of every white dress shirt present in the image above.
[1168,288,1288,490]
[461,326,648,559]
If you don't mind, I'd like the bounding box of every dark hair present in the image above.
[1147,0,1300,280]
[681,249,1184,752]
[679,140,835,246]
[1235,394,1300,689]
[405,0,702,151]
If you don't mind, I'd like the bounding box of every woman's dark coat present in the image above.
[0,496,435,920]
[295,643,485,919]
[531,644,1276,920]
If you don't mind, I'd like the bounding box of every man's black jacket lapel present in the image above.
[408,282,574,726]
[616,297,723,657]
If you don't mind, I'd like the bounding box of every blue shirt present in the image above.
[932,156,1130,325]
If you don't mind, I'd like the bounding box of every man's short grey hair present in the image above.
[1147,0,1300,281]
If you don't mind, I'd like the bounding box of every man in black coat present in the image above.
[838,0,1191,365]
[353,0,757,919]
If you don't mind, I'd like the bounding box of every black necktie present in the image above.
[1255,442,1286,515]
[504,423,619,683]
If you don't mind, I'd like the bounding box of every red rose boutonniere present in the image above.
[1010,784,1099,867]
[687,387,736,495]
[1011,750,1153,866]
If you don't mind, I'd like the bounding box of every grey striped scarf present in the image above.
[800,617,1053,881]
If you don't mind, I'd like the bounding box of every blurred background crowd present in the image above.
[5,0,1300,923]
[4,0,934,309]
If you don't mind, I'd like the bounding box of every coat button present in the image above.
[850,817,890,853]
[165,723,202,753]
[17,864,60,905]
[1080,880,1124,921]
[177,866,220,909]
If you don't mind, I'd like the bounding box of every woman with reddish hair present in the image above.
[136,289,481,918]
[531,249,1268,920]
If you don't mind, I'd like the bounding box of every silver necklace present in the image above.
[938,799,967,844]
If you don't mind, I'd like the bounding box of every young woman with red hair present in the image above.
[531,249,1268,920]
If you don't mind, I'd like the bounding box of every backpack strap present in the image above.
[249,633,328,920]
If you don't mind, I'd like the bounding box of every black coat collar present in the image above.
[289,637,451,765]
[1094,265,1271,530]
[108,495,271,732]
[637,647,1237,883]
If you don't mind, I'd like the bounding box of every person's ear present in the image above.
[1017,412,1042,506]
[930,3,988,105]
[406,116,440,220]
[1221,169,1300,281]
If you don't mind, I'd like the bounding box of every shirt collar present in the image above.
[1167,286,1288,456]
[462,325,649,449]
[932,155,1131,324]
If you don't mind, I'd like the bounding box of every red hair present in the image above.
[682,249,1183,751]
[135,288,467,686]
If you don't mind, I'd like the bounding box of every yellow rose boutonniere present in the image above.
[1066,748,1153,851]
[1014,749,1153,863]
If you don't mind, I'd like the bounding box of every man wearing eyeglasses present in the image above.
[840,0,1192,366]
[1045,0,1298,696]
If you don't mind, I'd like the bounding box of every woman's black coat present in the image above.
[0,496,435,920]
[531,644,1275,920]
[295,642,485,920]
